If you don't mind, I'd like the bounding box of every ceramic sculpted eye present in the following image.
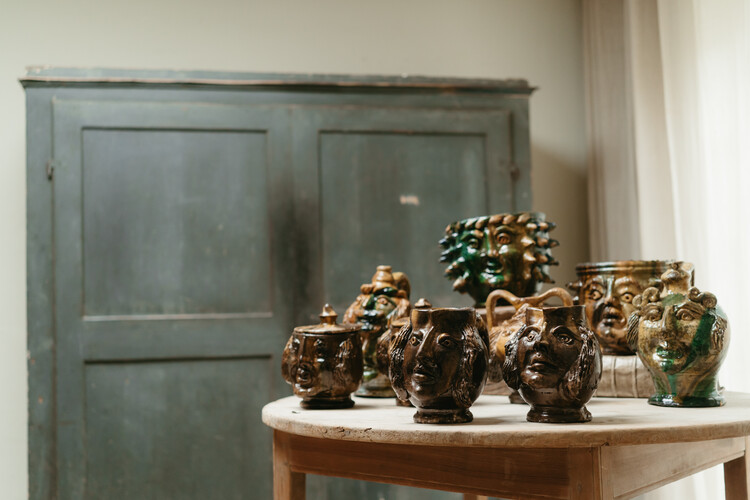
[437,334,456,349]
[620,292,634,303]
[409,334,422,346]
[587,288,603,301]
[525,328,540,342]
[497,232,512,245]
[553,328,575,345]
[643,306,663,321]
[675,308,699,321]
[465,237,481,249]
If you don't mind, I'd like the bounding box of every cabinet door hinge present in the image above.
[46,160,56,180]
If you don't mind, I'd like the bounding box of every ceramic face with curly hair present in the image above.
[344,265,411,397]
[568,260,682,355]
[389,307,488,423]
[440,212,558,307]
[503,306,602,423]
[627,264,729,407]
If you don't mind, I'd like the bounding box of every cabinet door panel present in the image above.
[293,107,516,323]
[52,100,292,500]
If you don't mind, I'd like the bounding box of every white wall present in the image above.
[0,1,586,497]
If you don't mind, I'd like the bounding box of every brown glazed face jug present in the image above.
[568,260,691,355]
[503,306,602,423]
[376,298,432,407]
[282,305,363,409]
[390,307,488,424]
[486,288,574,382]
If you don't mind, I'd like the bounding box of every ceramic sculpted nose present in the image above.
[659,307,677,336]
[415,329,436,360]
[485,239,500,258]
[534,330,551,351]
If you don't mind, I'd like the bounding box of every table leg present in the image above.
[273,430,306,500]
[724,436,749,500]
[567,447,612,500]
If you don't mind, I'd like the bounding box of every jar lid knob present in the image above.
[319,304,338,325]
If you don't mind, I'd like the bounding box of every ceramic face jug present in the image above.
[282,305,363,409]
[485,288,574,402]
[343,265,411,397]
[439,212,558,307]
[375,298,432,407]
[627,263,729,407]
[389,307,488,423]
[503,306,602,423]
[568,260,691,355]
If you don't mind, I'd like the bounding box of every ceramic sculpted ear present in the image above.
[452,326,484,408]
[501,326,524,390]
[626,310,640,353]
[388,322,412,401]
[710,314,728,353]
[475,310,489,349]
[562,327,597,401]
[334,338,354,387]
[281,337,295,384]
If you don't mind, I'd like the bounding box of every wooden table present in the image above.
[262,393,750,499]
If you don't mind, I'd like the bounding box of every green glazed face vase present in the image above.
[343,265,411,397]
[627,264,730,407]
[440,212,557,307]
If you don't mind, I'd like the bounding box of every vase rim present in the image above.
[575,259,688,274]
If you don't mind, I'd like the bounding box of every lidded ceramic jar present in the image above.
[569,260,693,355]
[281,305,363,409]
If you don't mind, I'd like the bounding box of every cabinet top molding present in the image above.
[20,66,535,94]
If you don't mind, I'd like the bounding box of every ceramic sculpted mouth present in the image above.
[655,346,686,360]
[482,261,506,275]
[412,365,438,385]
[296,364,314,387]
[526,353,558,373]
[596,306,625,328]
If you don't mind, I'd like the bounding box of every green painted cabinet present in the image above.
[23,68,533,500]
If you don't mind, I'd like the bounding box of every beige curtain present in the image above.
[585,0,750,497]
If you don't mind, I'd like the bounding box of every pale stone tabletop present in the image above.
[263,392,750,448]
[264,393,750,499]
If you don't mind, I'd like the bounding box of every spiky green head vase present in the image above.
[439,212,558,307]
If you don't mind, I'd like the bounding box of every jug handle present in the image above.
[486,287,574,331]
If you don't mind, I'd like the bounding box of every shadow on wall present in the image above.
[530,144,589,289]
